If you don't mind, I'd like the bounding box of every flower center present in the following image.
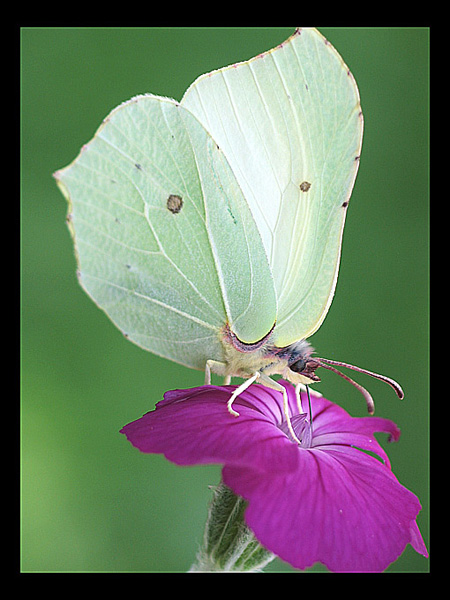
[278,413,313,447]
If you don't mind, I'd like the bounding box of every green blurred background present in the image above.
[21,27,429,572]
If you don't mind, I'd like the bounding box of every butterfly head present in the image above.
[271,340,322,385]
[272,339,404,414]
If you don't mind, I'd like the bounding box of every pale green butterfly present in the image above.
[54,27,403,443]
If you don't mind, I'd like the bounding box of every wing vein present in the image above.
[81,272,219,331]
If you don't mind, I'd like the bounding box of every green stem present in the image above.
[189,481,275,572]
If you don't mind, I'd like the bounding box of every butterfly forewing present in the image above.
[182,27,363,347]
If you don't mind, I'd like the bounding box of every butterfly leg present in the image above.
[295,383,304,414]
[205,359,228,385]
[257,374,302,446]
[226,372,260,417]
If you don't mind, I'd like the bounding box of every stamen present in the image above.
[278,412,311,446]
[315,360,375,414]
[282,388,303,446]
[317,358,404,399]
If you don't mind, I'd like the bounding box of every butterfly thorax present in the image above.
[220,324,320,385]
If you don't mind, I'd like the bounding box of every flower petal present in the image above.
[121,385,300,472]
[301,386,401,467]
[223,445,427,572]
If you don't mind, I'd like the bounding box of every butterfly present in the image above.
[55,28,403,444]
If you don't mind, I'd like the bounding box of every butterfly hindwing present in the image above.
[56,95,277,369]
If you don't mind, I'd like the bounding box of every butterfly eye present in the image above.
[290,358,306,373]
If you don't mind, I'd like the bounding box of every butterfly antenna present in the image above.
[314,358,404,415]
[318,358,404,398]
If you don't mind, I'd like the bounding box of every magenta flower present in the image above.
[121,381,428,572]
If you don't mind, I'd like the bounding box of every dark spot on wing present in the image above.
[300,181,311,192]
[167,194,183,214]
